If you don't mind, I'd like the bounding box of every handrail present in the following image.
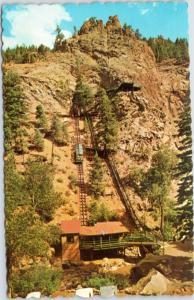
[107,156,143,230]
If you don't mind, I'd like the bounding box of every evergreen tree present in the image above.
[88,201,118,225]
[34,129,44,152]
[54,25,65,51]
[50,113,68,145]
[5,153,26,216]
[147,36,189,63]
[73,77,93,115]
[144,147,177,234]
[35,104,48,132]
[96,89,118,153]
[135,29,142,39]
[89,153,104,198]
[175,92,193,240]
[24,160,62,221]
[3,70,28,151]
[14,128,28,155]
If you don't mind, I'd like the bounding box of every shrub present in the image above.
[10,265,63,297]
[33,129,44,152]
[84,274,128,290]
[88,201,118,225]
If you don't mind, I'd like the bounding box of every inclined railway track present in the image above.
[86,116,148,231]
[105,156,143,230]
[74,116,88,226]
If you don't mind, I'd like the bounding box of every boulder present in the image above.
[140,269,170,295]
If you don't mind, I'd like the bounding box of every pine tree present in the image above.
[54,25,65,51]
[24,160,62,221]
[15,128,28,154]
[35,104,48,132]
[50,114,68,145]
[5,152,26,216]
[175,92,193,240]
[34,129,44,152]
[96,89,118,153]
[89,153,104,198]
[140,146,177,238]
[73,77,93,115]
[3,70,28,151]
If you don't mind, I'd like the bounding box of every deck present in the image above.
[80,234,159,251]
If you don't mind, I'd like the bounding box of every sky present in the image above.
[2,1,189,50]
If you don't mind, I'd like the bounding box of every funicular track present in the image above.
[86,115,149,232]
[74,116,88,226]
[105,156,144,230]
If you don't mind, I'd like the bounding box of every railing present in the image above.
[106,156,145,230]
[80,235,158,251]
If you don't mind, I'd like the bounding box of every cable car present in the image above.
[75,144,83,164]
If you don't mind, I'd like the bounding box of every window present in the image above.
[66,235,74,243]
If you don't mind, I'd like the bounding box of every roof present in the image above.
[81,222,129,236]
[60,220,81,234]
[60,220,129,236]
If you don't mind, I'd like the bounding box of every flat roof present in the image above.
[60,220,129,236]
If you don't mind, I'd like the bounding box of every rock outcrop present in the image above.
[5,15,189,229]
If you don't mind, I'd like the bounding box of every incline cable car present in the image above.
[75,144,83,164]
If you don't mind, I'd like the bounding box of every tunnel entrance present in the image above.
[107,82,141,97]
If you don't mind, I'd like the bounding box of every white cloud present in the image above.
[62,30,72,39]
[3,5,72,49]
[140,8,150,15]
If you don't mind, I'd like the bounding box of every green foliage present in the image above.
[51,114,68,145]
[73,25,78,37]
[147,37,189,63]
[56,79,71,100]
[24,160,62,221]
[126,167,145,193]
[73,77,93,114]
[10,265,63,297]
[15,128,28,154]
[38,44,49,55]
[88,201,118,225]
[96,89,118,152]
[6,209,50,268]
[2,45,49,64]
[3,70,28,152]
[89,153,104,198]
[5,137,63,294]
[84,274,128,290]
[35,104,48,132]
[175,93,193,240]
[34,129,44,152]
[135,28,142,39]
[46,225,62,247]
[54,25,65,51]
[4,153,26,216]
[129,147,177,237]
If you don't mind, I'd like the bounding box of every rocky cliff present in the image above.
[5,16,189,224]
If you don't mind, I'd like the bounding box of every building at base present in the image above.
[60,220,130,263]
